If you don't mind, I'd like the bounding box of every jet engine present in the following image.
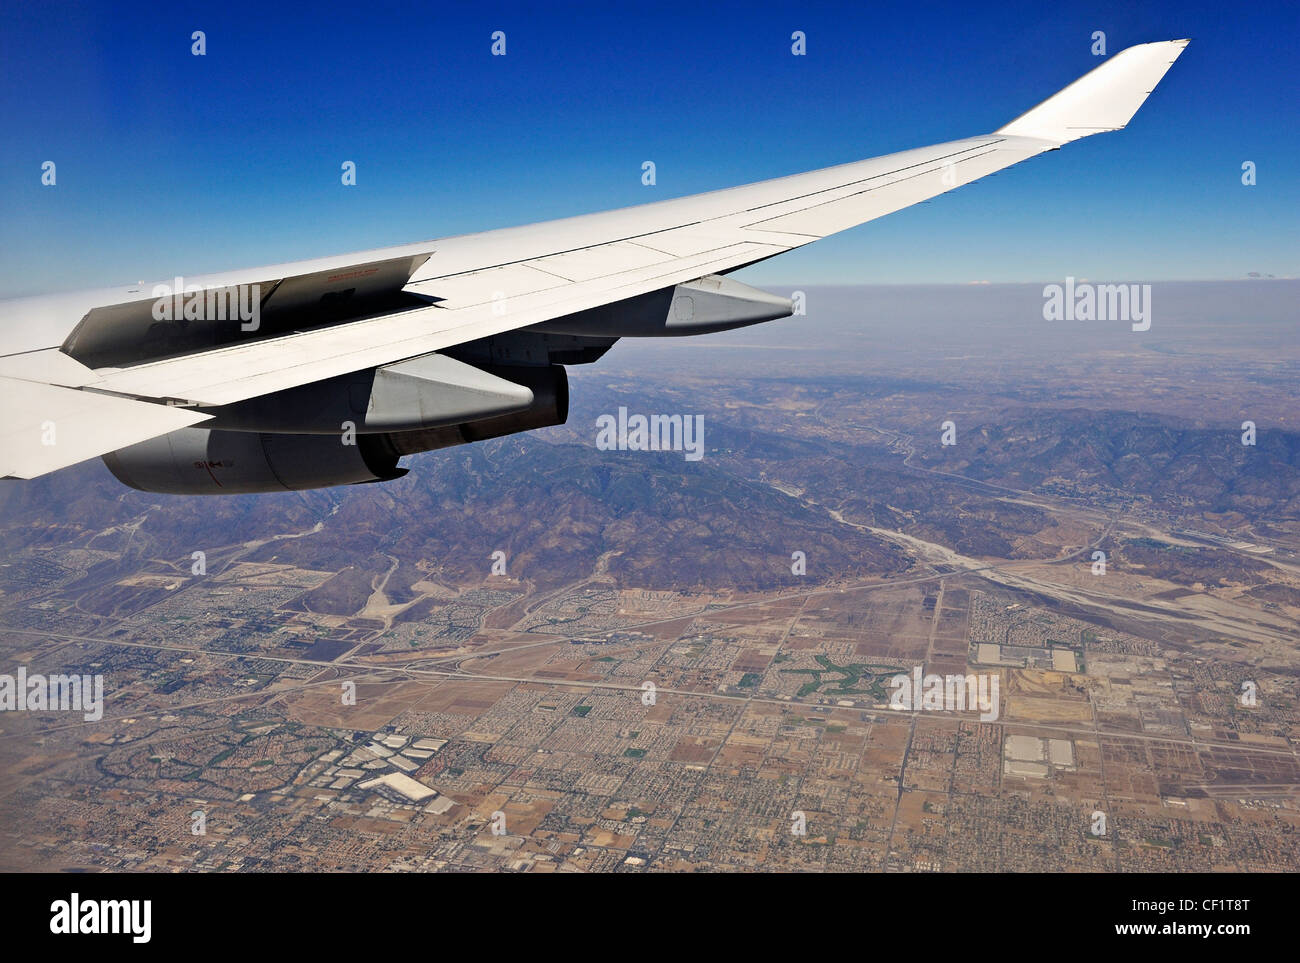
[103,362,568,494]
[102,428,406,494]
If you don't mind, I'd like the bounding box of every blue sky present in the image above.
[1,0,1296,295]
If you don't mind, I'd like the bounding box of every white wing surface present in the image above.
[0,40,1189,479]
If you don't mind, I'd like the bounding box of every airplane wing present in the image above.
[1,39,1189,480]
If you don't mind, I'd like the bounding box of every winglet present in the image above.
[997,39,1190,145]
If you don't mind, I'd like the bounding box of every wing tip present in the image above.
[995,38,1190,144]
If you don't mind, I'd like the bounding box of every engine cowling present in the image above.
[103,429,406,494]
[101,364,569,494]
[385,362,568,456]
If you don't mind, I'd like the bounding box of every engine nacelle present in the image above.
[203,354,537,434]
[386,362,569,456]
[529,275,792,337]
[103,429,406,494]
[101,365,569,494]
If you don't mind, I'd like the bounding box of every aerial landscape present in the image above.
[0,0,1295,901]
[2,279,1296,872]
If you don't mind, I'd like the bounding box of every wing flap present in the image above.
[58,253,433,369]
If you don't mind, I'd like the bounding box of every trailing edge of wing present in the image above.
[0,378,211,480]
